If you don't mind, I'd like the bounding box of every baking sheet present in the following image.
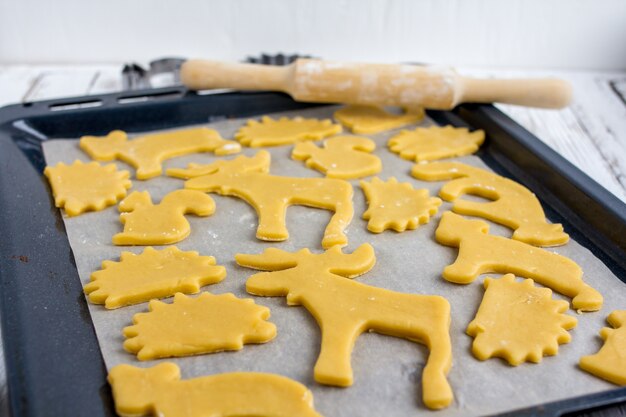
[42,105,626,417]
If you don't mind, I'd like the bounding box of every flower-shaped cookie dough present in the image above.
[44,160,131,216]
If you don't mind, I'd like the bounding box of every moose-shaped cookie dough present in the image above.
[114,190,215,245]
[436,212,602,312]
[411,161,568,246]
[108,363,322,417]
[236,244,453,410]
[168,151,354,248]
[80,128,241,180]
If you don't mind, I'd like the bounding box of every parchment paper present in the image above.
[43,106,626,417]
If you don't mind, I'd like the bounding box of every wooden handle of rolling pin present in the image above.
[181,59,572,110]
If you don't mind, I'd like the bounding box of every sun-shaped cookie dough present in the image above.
[467,274,577,366]
[334,105,424,134]
[44,160,131,216]
[108,363,323,417]
[124,292,276,360]
[580,310,626,385]
[360,177,441,233]
[84,246,226,309]
[235,116,342,147]
[388,126,485,162]
[292,136,382,179]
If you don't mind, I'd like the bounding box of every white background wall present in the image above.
[1,0,626,70]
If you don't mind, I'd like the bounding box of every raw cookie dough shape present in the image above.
[334,104,424,134]
[44,160,131,216]
[114,189,215,245]
[236,244,453,410]
[436,212,602,312]
[411,161,569,246]
[84,246,225,309]
[579,310,626,385]
[234,115,342,147]
[388,126,485,162]
[292,135,382,179]
[80,128,241,180]
[168,151,353,248]
[124,292,277,360]
[108,363,323,417]
[467,274,577,365]
[360,177,442,233]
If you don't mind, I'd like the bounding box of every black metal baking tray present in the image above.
[0,88,625,417]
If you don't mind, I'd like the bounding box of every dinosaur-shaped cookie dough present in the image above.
[235,116,342,147]
[292,136,382,179]
[44,160,131,216]
[108,363,322,417]
[124,292,276,360]
[467,274,577,365]
[436,212,602,312]
[360,177,441,233]
[389,126,485,162]
[84,246,225,309]
[411,161,568,246]
[579,310,626,385]
[168,151,353,248]
[114,190,215,245]
[80,128,241,180]
[236,244,453,410]
[334,105,424,134]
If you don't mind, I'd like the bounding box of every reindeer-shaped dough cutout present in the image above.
[412,161,568,246]
[84,247,225,309]
[580,310,626,385]
[292,136,382,179]
[389,125,484,162]
[334,105,424,134]
[168,151,354,248]
[80,128,241,180]
[235,115,342,147]
[436,212,602,311]
[124,292,276,360]
[114,190,215,245]
[236,244,453,410]
[108,363,322,417]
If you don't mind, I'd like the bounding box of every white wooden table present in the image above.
[0,64,625,416]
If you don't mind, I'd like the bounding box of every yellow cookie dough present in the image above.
[334,105,424,134]
[44,160,131,216]
[360,177,441,233]
[114,189,214,245]
[235,115,342,147]
[580,310,626,385]
[124,292,276,360]
[84,246,225,309]
[236,244,453,410]
[436,212,602,312]
[467,274,577,365]
[292,135,382,179]
[80,128,241,180]
[411,161,568,247]
[389,126,485,162]
[108,363,323,417]
[168,151,353,249]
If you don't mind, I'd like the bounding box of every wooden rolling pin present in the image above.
[181,59,572,110]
